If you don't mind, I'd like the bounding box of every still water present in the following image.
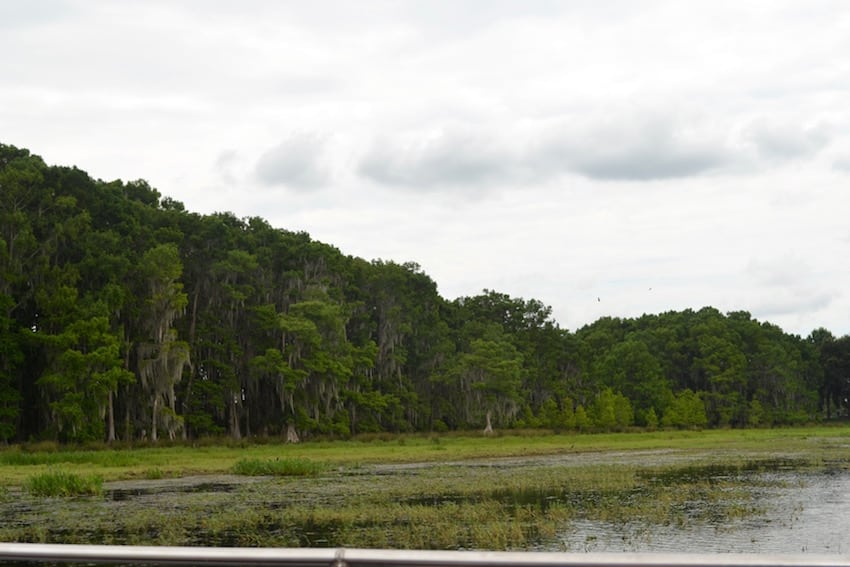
[557,468,850,553]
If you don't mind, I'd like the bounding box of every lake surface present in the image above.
[557,468,850,553]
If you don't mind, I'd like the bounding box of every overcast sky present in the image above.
[3,1,850,336]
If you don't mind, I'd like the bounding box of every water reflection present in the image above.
[558,468,850,553]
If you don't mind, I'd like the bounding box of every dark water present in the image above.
[557,468,850,553]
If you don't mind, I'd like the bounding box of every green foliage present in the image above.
[574,406,590,431]
[590,388,633,431]
[26,470,103,497]
[643,407,659,429]
[36,312,134,442]
[595,336,669,416]
[538,398,576,431]
[662,389,708,429]
[748,399,765,427]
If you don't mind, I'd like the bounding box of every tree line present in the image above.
[1,143,849,443]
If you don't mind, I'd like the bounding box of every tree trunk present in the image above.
[151,396,159,442]
[230,397,241,440]
[107,391,116,442]
[483,410,494,435]
[124,385,131,441]
[286,423,300,443]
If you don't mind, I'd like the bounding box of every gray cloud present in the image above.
[358,129,522,191]
[359,113,737,191]
[535,113,734,181]
[255,133,331,190]
[356,110,841,192]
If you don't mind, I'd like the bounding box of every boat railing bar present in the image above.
[0,545,849,567]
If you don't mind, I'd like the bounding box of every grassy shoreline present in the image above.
[1,426,848,487]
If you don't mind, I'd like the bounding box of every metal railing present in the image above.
[0,545,848,567]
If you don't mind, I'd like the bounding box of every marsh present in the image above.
[2,439,849,552]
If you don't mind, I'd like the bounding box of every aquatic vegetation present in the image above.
[0,455,837,550]
[2,429,850,550]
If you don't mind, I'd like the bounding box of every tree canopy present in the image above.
[1,142,848,443]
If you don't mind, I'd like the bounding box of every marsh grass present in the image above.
[26,470,103,497]
[232,457,324,476]
[2,427,850,549]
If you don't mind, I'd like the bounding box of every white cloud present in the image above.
[753,290,836,321]
[744,255,838,326]
[832,156,850,173]
[0,1,71,29]
[4,0,850,337]
[744,118,831,161]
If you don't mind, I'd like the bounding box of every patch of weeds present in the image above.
[26,470,103,497]
[143,467,167,479]
[232,457,324,477]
